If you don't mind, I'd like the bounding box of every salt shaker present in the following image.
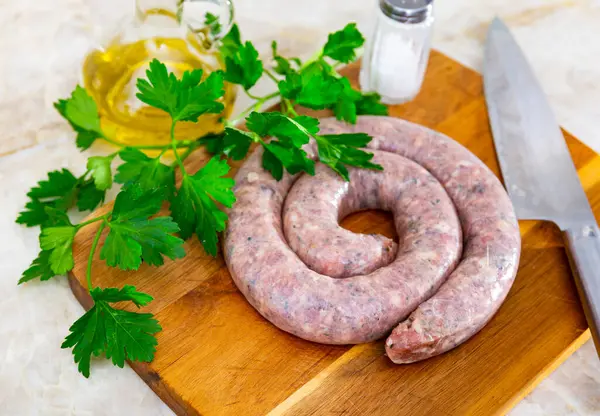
[360,0,434,104]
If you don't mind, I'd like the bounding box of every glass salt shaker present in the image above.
[360,0,434,104]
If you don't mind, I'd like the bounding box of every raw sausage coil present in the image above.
[224,116,521,363]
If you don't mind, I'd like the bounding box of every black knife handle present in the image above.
[564,223,600,355]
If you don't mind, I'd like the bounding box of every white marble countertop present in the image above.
[2,0,600,414]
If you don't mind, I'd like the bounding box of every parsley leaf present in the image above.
[77,182,106,212]
[171,157,235,256]
[278,72,302,99]
[263,142,314,180]
[244,112,316,179]
[20,209,72,283]
[110,184,164,220]
[76,131,98,150]
[39,224,77,274]
[277,51,385,124]
[293,115,321,135]
[271,41,291,75]
[296,70,344,110]
[54,86,104,150]
[43,206,73,227]
[87,155,114,191]
[92,285,154,306]
[224,41,264,90]
[198,133,227,155]
[17,200,52,228]
[17,169,107,226]
[322,23,365,63]
[246,112,316,147]
[333,87,389,123]
[61,285,160,378]
[18,250,56,284]
[315,133,382,181]
[222,128,255,160]
[289,74,387,124]
[100,186,185,270]
[335,99,358,124]
[333,78,360,123]
[220,23,242,60]
[17,169,78,226]
[356,92,388,116]
[25,169,77,204]
[177,71,225,122]
[115,147,175,194]
[136,59,225,122]
[101,217,184,269]
[64,86,104,134]
[135,59,177,115]
[271,41,300,75]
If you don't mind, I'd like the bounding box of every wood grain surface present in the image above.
[69,51,592,416]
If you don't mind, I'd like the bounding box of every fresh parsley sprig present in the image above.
[135,59,236,256]
[17,20,388,378]
[100,185,186,270]
[18,185,184,378]
[62,285,161,378]
[218,22,387,178]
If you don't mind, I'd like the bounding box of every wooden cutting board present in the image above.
[69,50,594,416]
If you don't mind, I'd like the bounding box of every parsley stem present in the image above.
[142,141,196,150]
[156,146,170,159]
[261,91,280,101]
[78,169,92,183]
[99,131,196,151]
[244,90,263,101]
[98,132,127,148]
[282,98,299,117]
[300,49,325,71]
[178,140,202,163]
[244,89,279,103]
[86,220,106,292]
[264,68,279,84]
[77,214,108,230]
[229,91,280,125]
[170,121,187,173]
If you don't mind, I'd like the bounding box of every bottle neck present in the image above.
[135,0,181,23]
[136,0,180,13]
[134,0,234,41]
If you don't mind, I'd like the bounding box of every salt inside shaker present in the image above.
[360,0,434,104]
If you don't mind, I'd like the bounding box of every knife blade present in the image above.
[484,17,600,355]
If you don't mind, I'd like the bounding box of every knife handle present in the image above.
[564,223,600,354]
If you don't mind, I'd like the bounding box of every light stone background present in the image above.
[1,0,600,414]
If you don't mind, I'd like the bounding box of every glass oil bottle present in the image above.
[82,0,237,146]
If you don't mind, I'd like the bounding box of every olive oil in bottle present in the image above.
[82,1,236,146]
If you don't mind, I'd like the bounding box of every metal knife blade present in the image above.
[484,17,600,356]
[484,17,594,230]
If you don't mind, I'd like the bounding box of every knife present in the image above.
[484,17,600,354]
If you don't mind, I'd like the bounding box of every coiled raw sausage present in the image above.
[224,116,520,363]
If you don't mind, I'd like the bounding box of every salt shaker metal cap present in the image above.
[360,0,434,104]
[380,0,433,23]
